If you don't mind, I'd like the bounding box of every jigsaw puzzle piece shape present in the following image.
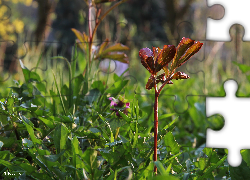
[206,79,250,167]
[163,69,205,114]
[186,26,250,96]
[207,0,250,41]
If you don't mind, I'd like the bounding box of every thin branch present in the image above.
[91,0,127,42]
[158,75,174,94]
[153,75,158,175]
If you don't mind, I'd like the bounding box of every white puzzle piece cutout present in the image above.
[207,0,250,41]
[206,79,250,167]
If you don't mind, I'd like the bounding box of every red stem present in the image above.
[154,78,159,175]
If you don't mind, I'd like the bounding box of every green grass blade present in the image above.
[52,70,66,115]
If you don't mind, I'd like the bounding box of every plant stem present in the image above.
[154,77,159,175]
[88,0,93,69]
[158,75,173,94]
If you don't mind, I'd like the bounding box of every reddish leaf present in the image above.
[72,28,89,52]
[156,73,173,84]
[172,71,190,80]
[155,73,166,84]
[152,47,160,60]
[98,39,109,55]
[155,45,176,73]
[146,73,172,90]
[95,41,129,63]
[146,75,154,90]
[139,48,154,74]
[100,53,129,64]
[171,37,195,70]
[102,43,129,54]
[163,65,170,78]
[71,28,84,42]
[176,41,203,68]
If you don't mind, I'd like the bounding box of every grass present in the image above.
[1,32,250,179]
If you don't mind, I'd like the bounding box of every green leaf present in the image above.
[72,136,80,155]
[22,69,41,83]
[83,66,89,96]
[58,115,73,123]
[52,70,66,115]
[0,137,15,148]
[43,150,65,162]
[117,110,134,123]
[36,82,46,93]
[54,123,69,151]
[154,161,167,175]
[165,162,172,174]
[197,155,227,180]
[0,151,15,161]
[61,84,69,99]
[242,149,250,167]
[135,98,139,120]
[85,88,101,105]
[73,73,84,96]
[21,117,42,144]
[194,158,206,170]
[119,135,129,143]
[113,73,120,82]
[39,117,55,129]
[158,113,176,121]
[91,80,105,93]
[98,113,114,143]
[233,61,250,73]
[7,97,14,114]
[81,148,98,178]
[229,160,250,180]
[106,79,129,96]
[164,132,180,154]
[50,167,69,180]
[161,116,178,132]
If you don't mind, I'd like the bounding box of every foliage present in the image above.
[139,37,203,91]
[0,0,244,179]
[139,37,203,175]
[0,45,231,179]
[71,0,129,78]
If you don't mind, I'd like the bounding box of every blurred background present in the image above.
[0,0,249,97]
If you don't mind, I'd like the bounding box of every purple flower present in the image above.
[125,103,130,108]
[109,97,118,107]
[108,96,130,117]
